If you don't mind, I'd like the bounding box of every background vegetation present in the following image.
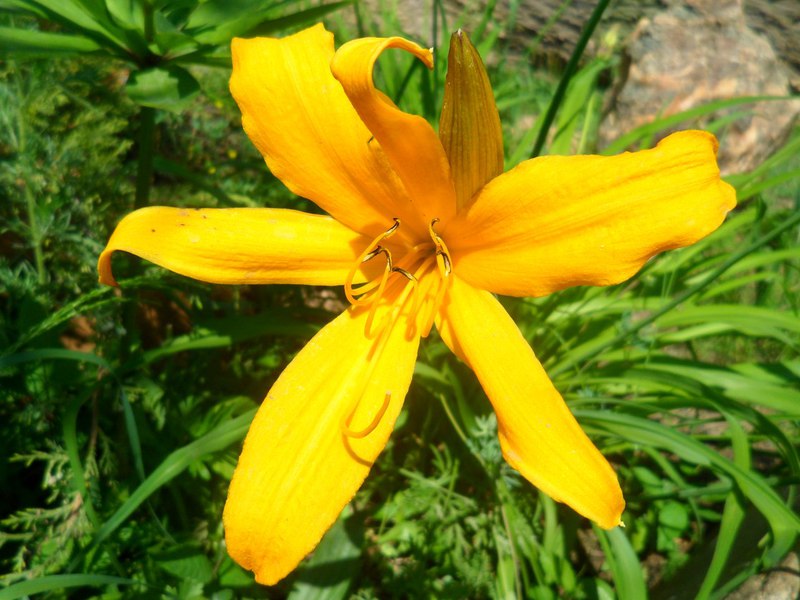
[1,0,798,598]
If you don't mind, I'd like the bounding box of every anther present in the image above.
[362,246,384,262]
[392,267,417,282]
[428,219,452,278]
[385,218,401,237]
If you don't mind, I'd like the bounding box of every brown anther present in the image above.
[392,267,417,282]
[428,219,452,278]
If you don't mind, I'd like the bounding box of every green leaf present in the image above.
[595,527,648,600]
[243,2,353,38]
[603,96,791,154]
[581,410,800,557]
[14,0,142,56]
[0,0,48,18]
[85,409,255,551]
[217,554,254,588]
[695,416,749,600]
[658,500,690,531]
[288,506,363,600]
[633,360,800,416]
[185,0,351,46]
[549,58,608,154]
[0,347,112,370]
[152,9,199,56]
[655,305,800,348]
[140,311,318,365]
[105,0,144,32]
[0,575,136,600]
[125,65,200,111]
[0,25,101,54]
[152,544,214,584]
[0,347,148,492]
[184,0,277,45]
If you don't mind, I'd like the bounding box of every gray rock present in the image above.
[600,0,799,174]
[725,552,800,600]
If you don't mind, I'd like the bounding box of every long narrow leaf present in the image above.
[0,575,136,600]
[595,527,648,599]
[580,410,800,557]
[695,417,749,600]
[88,409,255,549]
[603,96,791,154]
[0,25,101,54]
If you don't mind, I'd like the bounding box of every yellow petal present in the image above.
[331,35,457,224]
[439,30,504,210]
[224,296,421,585]
[230,25,422,240]
[437,275,625,528]
[98,207,371,287]
[448,131,736,297]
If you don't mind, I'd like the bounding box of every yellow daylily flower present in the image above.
[98,25,736,585]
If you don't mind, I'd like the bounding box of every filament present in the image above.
[428,218,452,278]
[365,253,394,332]
[345,219,401,305]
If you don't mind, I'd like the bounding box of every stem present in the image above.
[126,107,156,361]
[13,60,46,285]
[143,0,155,44]
[577,87,600,154]
[133,107,156,209]
[530,0,611,158]
[24,180,47,285]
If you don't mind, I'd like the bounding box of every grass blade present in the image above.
[86,409,255,551]
[529,0,611,158]
[595,526,648,599]
[0,574,136,600]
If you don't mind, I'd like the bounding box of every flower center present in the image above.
[344,217,452,337]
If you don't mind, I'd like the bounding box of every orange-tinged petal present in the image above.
[448,131,736,297]
[439,30,504,210]
[98,207,372,287]
[331,36,457,224]
[224,295,421,585]
[437,275,625,528]
[230,25,421,240]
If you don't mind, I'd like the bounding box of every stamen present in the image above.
[428,218,452,278]
[346,247,392,305]
[436,251,452,278]
[344,219,401,305]
[383,218,401,238]
[421,273,450,336]
[405,256,435,324]
[341,392,392,439]
[361,246,384,262]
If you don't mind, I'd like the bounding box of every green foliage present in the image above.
[0,0,352,108]
[2,0,799,598]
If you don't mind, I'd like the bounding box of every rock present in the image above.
[725,552,800,600]
[599,0,799,173]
